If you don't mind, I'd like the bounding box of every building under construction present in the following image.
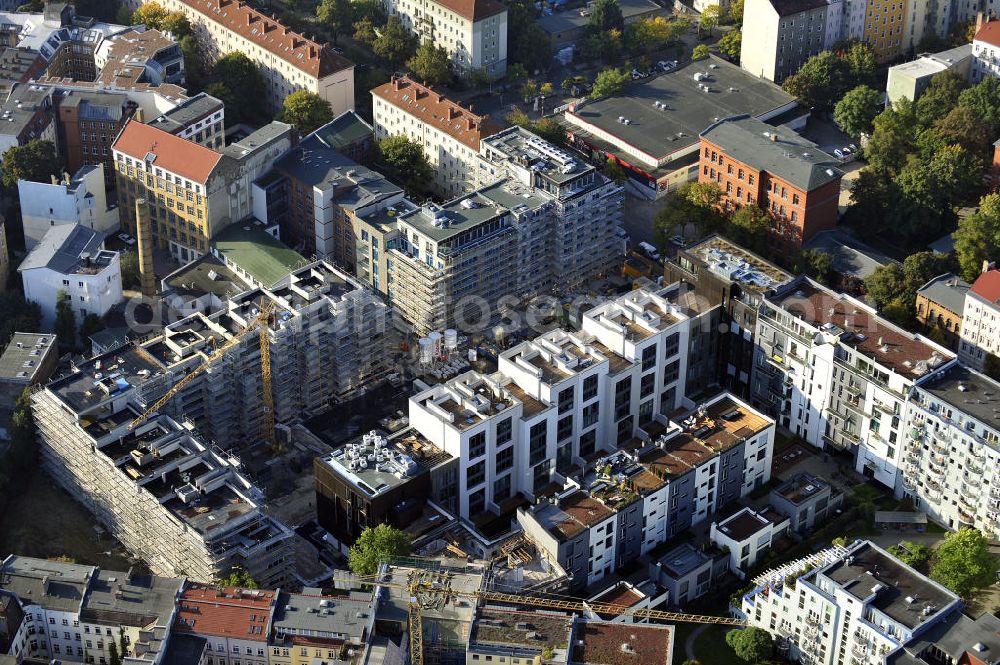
[30,260,389,581]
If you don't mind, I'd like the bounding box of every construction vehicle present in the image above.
[128,303,277,450]
[358,567,746,665]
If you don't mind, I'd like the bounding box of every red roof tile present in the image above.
[975,19,1000,47]
[174,584,276,639]
[372,76,499,151]
[113,120,221,183]
[176,0,353,78]
[970,268,1000,305]
[431,0,505,21]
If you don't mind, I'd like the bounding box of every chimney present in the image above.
[135,198,157,299]
[393,76,402,90]
[976,11,985,30]
[769,133,777,142]
[984,260,996,274]
[449,107,460,120]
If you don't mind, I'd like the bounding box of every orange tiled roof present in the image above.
[371,76,499,151]
[174,584,277,639]
[113,119,221,182]
[176,0,353,78]
[430,0,505,21]
[971,268,1000,305]
[975,19,1000,48]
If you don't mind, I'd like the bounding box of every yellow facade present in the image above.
[268,641,347,665]
[115,159,211,256]
[862,0,908,61]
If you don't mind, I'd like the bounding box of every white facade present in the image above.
[958,267,1000,369]
[382,0,507,75]
[740,541,960,665]
[752,277,953,491]
[899,364,1000,538]
[19,225,122,329]
[739,0,831,82]
[971,25,1000,82]
[18,164,119,249]
[710,507,784,574]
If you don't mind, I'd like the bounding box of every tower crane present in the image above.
[128,303,276,449]
[358,569,746,665]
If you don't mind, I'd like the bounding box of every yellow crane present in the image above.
[359,570,746,665]
[128,303,276,449]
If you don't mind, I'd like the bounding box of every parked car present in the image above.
[638,241,660,261]
[670,235,686,247]
[118,232,136,246]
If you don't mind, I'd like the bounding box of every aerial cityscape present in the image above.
[1,0,1000,662]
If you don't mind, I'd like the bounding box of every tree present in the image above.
[217,567,259,589]
[539,82,553,96]
[692,43,710,60]
[120,251,140,290]
[584,28,623,61]
[520,80,539,101]
[686,181,724,209]
[718,29,741,60]
[653,183,725,248]
[888,541,932,572]
[865,98,918,176]
[864,263,907,311]
[729,204,771,254]
[930,528,998,597]
[0,293,41,350]
[161,12,192,38]
[958,76,1000,137]
[108,641,121,665]
[699,4,721,32]
[834,85,882,138]
[407,40,452,86]
[79,313,105,343]
[840,41,877,87]
[588,0,624,33]
[895,145,981,240]
[933,106,992,159]
[55,290,75,352]
[180,35,206,91]
[278,90,333,135]
[984,354,1000,381]
[75,0,119,21]
[782,51,844,110]
[374,16,418,70]
[591,67,630,98]
[507,0,551,73]
[727,0,744,24]
[348,524,411,576]
[1,140,61,189]
[954,193,1000,282]
[316,0,354,43]
[353,17,377,45]
[376,135,433,196]
[604,158,626,183]
[626,16,683,52]
[207,53,266,126]
[915,71,966,127]
[131,2,169,28]
[797,248,834,284]
[844,169,894,236]
[725,627,774,663]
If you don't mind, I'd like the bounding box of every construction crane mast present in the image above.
[128,304,276,449]
[363,570,746,665]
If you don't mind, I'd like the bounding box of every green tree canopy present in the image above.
[1,140,62,188]
[160,12,191,37]
[887,541,933,572]
[725,627,774,663]
[954,193,1000,281]
[588,0,624,33]
[717,29,741,59]
[0,293,41,350]
[958,76,1000,137]
[699,4,721,31]
[652,182,725,249]
[316,0,355,43]
[376,135,433,197]
[217,567,259,588]
[782,51,845,110]
[915,70,966,127]
[132,2,168,27]
[79,313,105,343]
[591,67,630,98]
[55,290,76,352]
[796,248,834,284]
[930,528,998,597]
[984,354,1000,381]
[348,524,412,576]
[728,204,771,254]
[407,40,453,86]
[839,41,877,87]
[692,43,710,60]
[207,53,266,126]
[374,16,418,70]
[834,85,882,138]
[507,0,551,73]
[278,90,333,136]
[865,98,918,176]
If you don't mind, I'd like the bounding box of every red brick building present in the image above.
[698,115,842,249]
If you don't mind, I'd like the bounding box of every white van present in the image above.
[638,241,660,261]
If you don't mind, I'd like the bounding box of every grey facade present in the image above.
[768,472,840,534]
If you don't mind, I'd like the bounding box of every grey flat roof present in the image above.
[717,508,771,542]
[701,115,842,191]
[150,92,222,134]
[83,569,182,625]
[685,234,792,293]
[566,55,798,162]
[804,229,897,280]
[656,542,710,578]
[272,588,374,640]
[162,254,250,300]
[916,273,969,315]
[823,541,957,630]
[0,332,56,381]
[917,363,1000,429]
[19,224,109,274]
[312,110,373,151]
[399,193,509,243]
[892,612,1000,665]
[0,556,93,614]
[538,0,662,35]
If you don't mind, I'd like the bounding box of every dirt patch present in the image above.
[0,466,132,569]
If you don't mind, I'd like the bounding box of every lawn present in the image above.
[0,466,132,569]
[692,624,743,664]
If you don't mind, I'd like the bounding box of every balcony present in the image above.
[959,508,976,525]
[967,461,984,476]
[964,474,982,489]
[930,437,949,455]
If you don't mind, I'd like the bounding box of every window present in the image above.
[642,345,656,371]
[558,386,574,414]
[496,417,512,444]
[466,460,485,487]
[529,421,547,465]
[468,431,486,458]
[583,375,598,400]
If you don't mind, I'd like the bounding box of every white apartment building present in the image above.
[900,364,1000,538]
[148,0,355,115]
[0,556,182,665]
[517,391,775,590]
[382,0,507,76]
[739,540,960,665]
[18,164,119,249]
[958,264,1000,369]
[710,507,786,575]
[752,277,953,490]
[371,76,497,198]
[407,287,692,518]
[971,18,1000,82]
[739,0,833,82]
[19,224,122,330]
